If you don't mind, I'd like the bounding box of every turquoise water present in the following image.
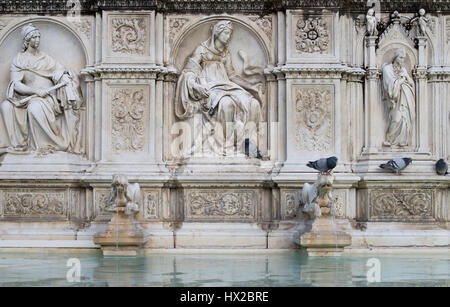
[0,251,448,287]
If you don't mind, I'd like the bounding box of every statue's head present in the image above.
[367,8,375,16]
[211,20,233,46]
[392,48,406,66]
[21,23,40,52]
[419,8,426,16]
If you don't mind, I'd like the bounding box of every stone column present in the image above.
[414,36,429,153]
[363,36,380,154]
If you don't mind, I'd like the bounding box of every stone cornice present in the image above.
[1,1,450,14]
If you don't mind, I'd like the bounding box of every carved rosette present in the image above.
[369,189,434,222]
[295,87,333,152]
[3,190,65,218]
[111,88,146,153]
[111,16,147,55]
[143,191,159,219]
[295,16,329,54]
[186,190,256,220]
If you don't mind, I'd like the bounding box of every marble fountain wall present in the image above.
[0,0,448,251]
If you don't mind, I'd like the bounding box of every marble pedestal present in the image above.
[296,216,352,256]
[93,207,147,256]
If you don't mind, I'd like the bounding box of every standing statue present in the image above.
[366,8,378,36]
[381,49,416,147]
[0,23,83,154]
[410,9,429,36]
[175,20,263,156]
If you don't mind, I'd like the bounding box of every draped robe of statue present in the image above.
[175,38,262,156]
[0,51,83,154]
[381,63,416,147]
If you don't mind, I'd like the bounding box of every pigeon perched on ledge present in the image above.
[307,156,338,174]
[436,159,448,175]
[379,158,412,175]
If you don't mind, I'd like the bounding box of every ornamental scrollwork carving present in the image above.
[111,88,146,153]
[295,16,329,54]
[186,190,255,219]
[369,189,433,221]
[111,16,147,55]
[295,87,333,152]
[4,191,65,217]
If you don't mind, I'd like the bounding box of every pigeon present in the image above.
[435,159,448,175]
[307,156,338,174]
[379,158,412,175]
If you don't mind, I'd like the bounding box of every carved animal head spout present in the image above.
[111,174,130,208]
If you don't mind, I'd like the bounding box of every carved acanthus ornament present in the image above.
[295,16,329,54]
[4,190,65,217]
[111,17,147,55]
[168,17,189,44]
[295,87,333,152]
[71,18,92,40]
[369,190,433,221]
[186,190,255,219]
[248,16,272,39]
[111,88,146,153]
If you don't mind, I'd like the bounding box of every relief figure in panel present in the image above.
[0,23,84,154]
[381,49,415,147]
[175,20,263,156]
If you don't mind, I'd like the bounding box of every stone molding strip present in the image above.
[2,1,450,14]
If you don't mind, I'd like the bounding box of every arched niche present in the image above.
[171,16,269,73]
[0,19,88,99]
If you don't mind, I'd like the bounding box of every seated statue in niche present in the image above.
[381,49,416,147]
[175,20,263,157]
[0,23,84,155]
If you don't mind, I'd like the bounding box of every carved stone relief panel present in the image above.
[142,189,160,219]
[104,12,153,63]
[280,189,300,220]
[168,16,190,46]
[94,188,112,221]
[71,17,92,41]
[2,189,67,219]
[332,189,347,218]
[293,86,334,153]
[248,16,273,40]
[110,87,147,154]
[185,189,258,221]
[287,11,336,62]
[369,189,434,222]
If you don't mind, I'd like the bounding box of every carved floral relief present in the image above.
[111,16,147,55]
[369,189,433,221]
[4,190,65,217]
[295,16,329,54]
[111,88,146,153]
[186,190,255,220]
[295,87,333,152]
[143,190,159,219]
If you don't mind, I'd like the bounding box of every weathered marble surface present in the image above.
[0,1,448,250]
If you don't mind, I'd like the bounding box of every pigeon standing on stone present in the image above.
[379,158,412,175]
[435,159,448,175]
[307,156,338,174]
